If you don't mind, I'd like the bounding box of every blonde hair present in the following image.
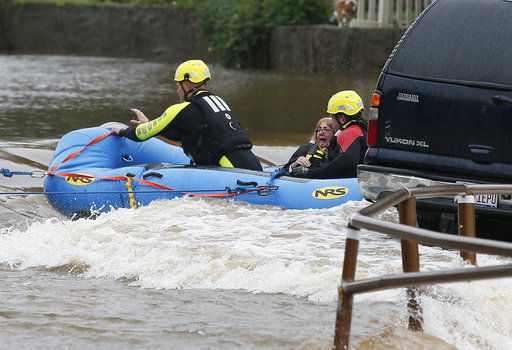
[310,117,334,147]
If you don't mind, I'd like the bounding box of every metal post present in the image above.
[378,0,392,27]
[398,198,423,331]
[405,0,412,25]
[397,0,404,26]
[369,0,377,21]
[334,226,361,350]
[457,194,477,265]
[357,0,365,20]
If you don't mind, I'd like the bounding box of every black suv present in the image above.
[357,0,512,239]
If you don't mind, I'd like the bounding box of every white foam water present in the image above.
[0,198,368,301]
[1,196,511,348]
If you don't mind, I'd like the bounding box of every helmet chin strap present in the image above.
[334,113,357,130]
[341,119,357,129]
[179,81,206,99]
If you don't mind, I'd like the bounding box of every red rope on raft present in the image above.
[47,132,260,198]
[48,132,114,174]
[50,171,261,198]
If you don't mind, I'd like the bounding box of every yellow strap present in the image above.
[219,155,234,168]
[125,177,138,209]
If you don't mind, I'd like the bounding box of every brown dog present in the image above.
[332,0,358,28]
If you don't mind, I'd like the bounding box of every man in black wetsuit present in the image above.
[112,59,262,171]
[290,90,367,179]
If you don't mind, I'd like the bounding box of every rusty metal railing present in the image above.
[334,184,512,349]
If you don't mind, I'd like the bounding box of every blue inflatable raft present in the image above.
[44,123,362,217]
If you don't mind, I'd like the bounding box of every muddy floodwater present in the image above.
[0,54,511,349]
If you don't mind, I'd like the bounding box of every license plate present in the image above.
[455,181,499,209]
[474,194,499,208]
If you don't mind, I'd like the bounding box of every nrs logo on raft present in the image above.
[313,187,348,199]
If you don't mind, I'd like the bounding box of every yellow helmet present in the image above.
[327,90,364,116]
[174,59,212,83]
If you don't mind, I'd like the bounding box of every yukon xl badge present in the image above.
[385,136,429,148]
[397,92,419,103]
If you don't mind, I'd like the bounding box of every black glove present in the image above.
[290,166,310,178]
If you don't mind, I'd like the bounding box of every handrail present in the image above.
[343,263,512,294]
[350,214,512,256]
[334,184,512,349]
[360,184,512,216]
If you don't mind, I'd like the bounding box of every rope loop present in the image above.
[225,186,248,195]
[1,168,13,177]
[0,168,43,177]
[267,168,286,186]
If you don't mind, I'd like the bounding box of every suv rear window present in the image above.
[387,0,512,89]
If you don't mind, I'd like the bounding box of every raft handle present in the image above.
[236,180,258,187]
[143,172,164,179]
[257,185,279,196]
[122,154,134,162]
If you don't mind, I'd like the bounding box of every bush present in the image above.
[122,0,200,7]
[5,0,330,67]
[263,0,331,26]
[198,0,330,68]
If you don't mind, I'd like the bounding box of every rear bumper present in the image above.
[357,164,451,201]
[357,164,512,218]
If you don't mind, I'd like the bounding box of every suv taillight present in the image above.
[367,92,381,146]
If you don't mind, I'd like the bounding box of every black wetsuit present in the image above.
[119,90,262,171]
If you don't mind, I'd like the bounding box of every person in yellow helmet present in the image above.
[112,59,262,171]
[290,90,368,179]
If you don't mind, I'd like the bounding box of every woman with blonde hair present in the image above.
[282,117,336,174]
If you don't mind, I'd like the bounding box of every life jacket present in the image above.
[305,142,329,168]
[328,120,368,163]
[187,91,253,164]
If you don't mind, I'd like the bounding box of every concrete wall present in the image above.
[0,3,214,61]
[0,3,405,74]
[270,25,404,74]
